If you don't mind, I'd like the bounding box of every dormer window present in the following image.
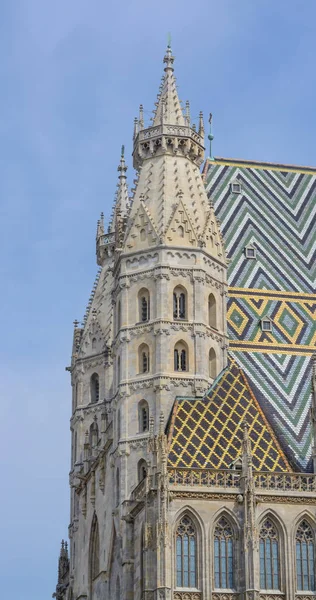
[230,458,242,471]
[261,317,273,332]
[231,181,242,194]
[245,244,257,259]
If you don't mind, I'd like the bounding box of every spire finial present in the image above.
[208,113,214,160]
[199,111,205,138]
[139,104,144,130]
[118,147,127,175]
[163,42,174,71]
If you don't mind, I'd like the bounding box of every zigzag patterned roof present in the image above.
[167,361,291,471]
[204,158,316,471]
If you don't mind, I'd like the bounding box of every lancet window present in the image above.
[208,293,217,328]
[90,373,99,403]
[173,286,187,320]
[138,344,150,374]
[176,515,197,588]
[174,341,188,372]
[259,518,280,590]
[138,288,150,322]
[296,520,315,591]
[89,514,100,582]
[214,516,234,589]
[138,400,149,432]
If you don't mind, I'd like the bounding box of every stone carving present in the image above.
[173,592,201,600]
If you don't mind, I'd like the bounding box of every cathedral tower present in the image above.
[65,45,228,600]
[55,44,316,600]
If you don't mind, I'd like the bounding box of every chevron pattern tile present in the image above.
[204,158,316,471]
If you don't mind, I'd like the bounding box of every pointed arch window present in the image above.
[209,348,216,379]
[138,400,149,433]
[89,514,100,582]
[208,293,217,328]
[214,516,234,589]
[296,520,315,591]
[259,518,280,590]
[173,286,187,320]
[90,373,99,403]
[138,288,150,323]
[138,459,147,482]
[174,341,188,372]
[138,344,150,374]
[176,515,197,588]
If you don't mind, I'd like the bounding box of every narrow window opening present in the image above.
[214,516,234,589]
[259,518,280,590]
[176,515,197,589]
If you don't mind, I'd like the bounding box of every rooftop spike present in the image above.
[198,111,205,138]
[208,112,214,160]
[139,105,144,130]
[185,100,190,126]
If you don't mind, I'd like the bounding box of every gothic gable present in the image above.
[124,200,159,251]
[164,195,198,246]
[78,317,105,358]
[201,208,225,259]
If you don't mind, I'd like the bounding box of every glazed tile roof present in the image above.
[167,361,291,472]
[203,158,315,471]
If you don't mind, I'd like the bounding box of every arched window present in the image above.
[89,420,98,452]
[92,337,97,350]
[296,520,315,591]
[259,518,280,590]
[214,516,234,589]
[138,400,149,432]
[138,459,147,482]
[173,286,187,320]
[174,341,188,372]
[209,348,216,379]
[90,373,99,403]
[140,228,146,241]
[138,288,150,322]
[176,515,197,588]
[138,344,150,374]
[89,513,100,582]
[178,225,184,238]
[208,293,217,328]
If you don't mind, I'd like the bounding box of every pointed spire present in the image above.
[116,145,129,217]
[96,212,104,239]
[185,100,190,127]
[139,105,144,130]
[152,44,185,127]
[198,111,205,138]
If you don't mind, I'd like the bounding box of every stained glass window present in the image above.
[214,517,234,589]
[176,515,196,588]
[296,520,315,591]
[259,519,280,590]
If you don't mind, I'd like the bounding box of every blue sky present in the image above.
[1,1,315,598]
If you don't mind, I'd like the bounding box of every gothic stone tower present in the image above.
[66,46,228,600]
[57,45,316,600]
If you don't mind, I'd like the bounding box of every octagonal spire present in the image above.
[152,44,185,127]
